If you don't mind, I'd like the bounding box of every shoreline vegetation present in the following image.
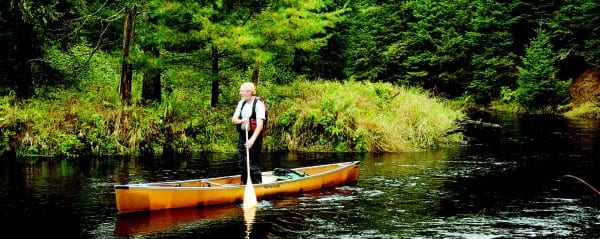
[2,1,599,160]
[1,76,598,159]
[0,79,466,158]
[0,47,596,159]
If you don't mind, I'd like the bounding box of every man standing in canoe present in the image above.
[232,82,266,184]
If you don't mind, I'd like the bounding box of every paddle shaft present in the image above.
[245,125,251,183]
[243,123,257,208]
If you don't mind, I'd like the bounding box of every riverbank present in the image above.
[0,80,465,158]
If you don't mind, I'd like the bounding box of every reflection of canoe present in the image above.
[115,205,241,237]
[114,161,360,213]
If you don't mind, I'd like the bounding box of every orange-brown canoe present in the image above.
[114,161,360,214]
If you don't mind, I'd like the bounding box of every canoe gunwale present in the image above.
[116,161,359,190]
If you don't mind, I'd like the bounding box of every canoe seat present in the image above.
[221,184,240,187]
[262,175,279,184]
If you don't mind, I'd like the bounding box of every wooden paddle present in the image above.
[243,123,258,208]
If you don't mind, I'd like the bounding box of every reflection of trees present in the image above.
[361,150,455,177]
[360,149,458,217]
[565,118,600,147]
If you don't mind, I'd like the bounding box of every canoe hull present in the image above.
[115,161,360,213]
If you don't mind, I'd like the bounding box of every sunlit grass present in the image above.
[267,80,464,152]
[563,102,600,119]
[2,76,465,156]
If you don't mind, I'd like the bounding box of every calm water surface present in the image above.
[1,112,600,238]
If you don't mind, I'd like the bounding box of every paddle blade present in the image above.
[243,180,257,208]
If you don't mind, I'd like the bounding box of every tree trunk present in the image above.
[14,17,34,99]
[142,45,161,103]
[120,6,136,105]
[210,45,219,107]
[251,62,261,92]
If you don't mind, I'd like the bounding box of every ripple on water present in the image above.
[414,195,600,238]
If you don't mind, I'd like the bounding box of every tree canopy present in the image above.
[1,0,599,108]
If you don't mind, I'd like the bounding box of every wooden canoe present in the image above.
[114,161,360,213]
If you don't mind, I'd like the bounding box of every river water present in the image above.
[1,112,599,238]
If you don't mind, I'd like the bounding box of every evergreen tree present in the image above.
[135,0,343,106]
[516,29,570,109]
[465,0,518,104]
[550,0,600,79]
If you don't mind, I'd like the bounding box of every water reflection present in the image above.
[243,205,257,239]
[2,113,600,238]
[115,205,243,237]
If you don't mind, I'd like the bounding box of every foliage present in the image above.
[3,0,600,157]
[1,67,464,156]
[564,102,600,119]
[133,0,346,106]
[337,0,599,108]
[265,80,464,152]
[0,95,18,155]
[342,0,519,103]
[465,1,519,104]
[515,29,571,109]
[4,0,600,110]
[550,0,600,72]
[489,100,527,114]
[0,0,111,98]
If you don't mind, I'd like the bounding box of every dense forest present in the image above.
[1,0,599,157]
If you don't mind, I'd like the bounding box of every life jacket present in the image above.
[237,97,268,135]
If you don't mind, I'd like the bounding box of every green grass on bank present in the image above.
[489,99,600,118]
[266,80,465,152]
[0,78,466,157]
[563,102,600,118]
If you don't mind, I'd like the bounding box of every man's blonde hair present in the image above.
[241,82,256,95]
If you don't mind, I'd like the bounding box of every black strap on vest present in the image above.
[238,98,258,120]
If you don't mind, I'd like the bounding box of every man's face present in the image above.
[239,88,253,100]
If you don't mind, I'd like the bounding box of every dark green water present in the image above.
[1,112,600,238]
